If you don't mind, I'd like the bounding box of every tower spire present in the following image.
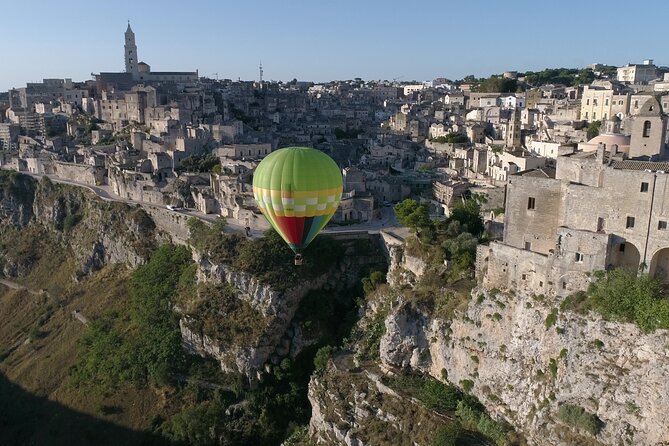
[124,22,138,76]
[259,61,263,83]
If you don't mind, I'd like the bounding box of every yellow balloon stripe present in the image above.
[253,186,343,200]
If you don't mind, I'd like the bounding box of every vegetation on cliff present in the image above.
[188,218,345,290]
[562,268,669,332]
[70,244,194,390]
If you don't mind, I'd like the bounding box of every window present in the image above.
[586,99,590,105]
[562,281,567,290]
[626,216,635,229]
[522,274,527,280]
[641,182,649,192]
[597,217,604,232]
[527,197,536,210]
[525,242,532,250]
[575,252,584,263]
[635,100,639,108]
[620,243,626,252]
[659,221,667,230]
[605,99,609,106]
[593,112,597,120]
[643,120,651,138]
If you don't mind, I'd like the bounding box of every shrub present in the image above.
[545,308,558,329]
[313,346,334,376]
[419,379,462,413]
[455,398,510,445]
[460,379,474,393]
[62,214,82,231]
[557,404,603,436]
[431,423,462,446]
[591,339,604,349]
[586,269,669,332]
[70,244,193,391]
[362,270,386,295]
[548,358,558,378]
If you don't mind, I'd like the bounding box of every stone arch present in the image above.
[609,240,640,273]
[649,248,669,282]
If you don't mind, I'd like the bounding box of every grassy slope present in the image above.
[0,258,169,444]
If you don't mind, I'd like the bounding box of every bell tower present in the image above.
[505,107,522,149]
[124,21,138,77]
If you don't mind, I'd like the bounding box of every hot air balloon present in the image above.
[253,147,343,265]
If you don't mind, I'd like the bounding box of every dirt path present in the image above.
[0,278,48,297]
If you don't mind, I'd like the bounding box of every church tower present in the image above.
[124,22,138,77]
[629,97,667,159]
[505,107,522,149]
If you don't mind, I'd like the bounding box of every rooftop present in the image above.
[610,160,669,172]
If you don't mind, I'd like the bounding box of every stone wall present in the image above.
[503,175,562,255]
[139,205,190,244]
[54,161,105,186]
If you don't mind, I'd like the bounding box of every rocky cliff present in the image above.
[0,173,158,278]
[305,232,669,446]
[308,354,457,446]
[180,257,332,378]
[180,238,386,381]
[379,287,669,446]
[366,234,669,446]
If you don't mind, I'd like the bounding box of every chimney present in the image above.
[596,142,606,163]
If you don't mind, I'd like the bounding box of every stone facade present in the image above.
[480,147,669,296]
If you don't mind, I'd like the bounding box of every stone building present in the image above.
[0,123,20,150]
[431,180,470,216]
[628,97,667,159]
[479,141,669,297]
[617,61,658,84]
[218,143,272,159]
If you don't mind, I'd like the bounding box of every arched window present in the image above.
[643,120,652,138]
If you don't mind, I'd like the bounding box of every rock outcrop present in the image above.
[308,354,457,446]
[180,239,386,380]
[0,175,157,277]
[379,288,669,446]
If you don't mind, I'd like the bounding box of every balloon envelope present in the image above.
[253,147,343,254]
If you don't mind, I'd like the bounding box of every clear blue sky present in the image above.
[2,0,667,91]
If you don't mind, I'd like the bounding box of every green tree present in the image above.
[394,199,432,231]
[587,120,602,138]
[447,200,484,237]
[313,345,334,376]
[431,423,462,446]
[478,76,517,93]
[362,270,386,294]
[586,269,669,332]
[557,404,603,436]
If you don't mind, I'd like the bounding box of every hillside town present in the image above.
[1,24,669,295]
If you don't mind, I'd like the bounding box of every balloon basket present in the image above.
[294,254,304,266]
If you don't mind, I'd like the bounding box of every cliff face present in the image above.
[180,240,385,380]
[180,256,332,378]
[0,175,157,278]
[378,274,669,445]
[307,354,455,446]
